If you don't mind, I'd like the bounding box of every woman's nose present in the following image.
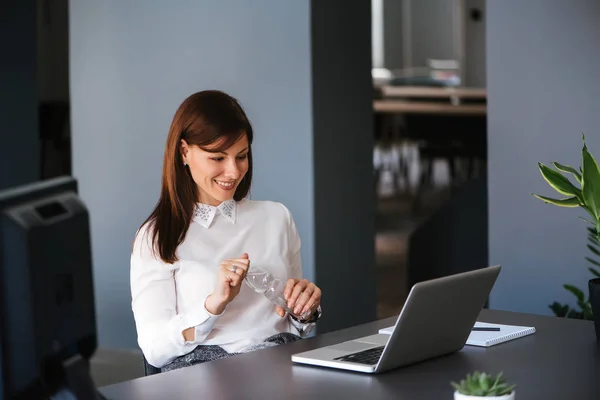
[225,160,240,179]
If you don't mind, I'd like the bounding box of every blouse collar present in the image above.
[192,199,237,228]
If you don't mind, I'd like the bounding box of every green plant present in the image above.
[548,226,598,319]
[532,134,600,320]
[451,371,515,397]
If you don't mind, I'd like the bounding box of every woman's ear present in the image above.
[180,139,189,164]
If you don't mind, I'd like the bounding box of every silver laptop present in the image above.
[291,265,501,374]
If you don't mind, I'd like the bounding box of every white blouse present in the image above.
[130,199,314,368]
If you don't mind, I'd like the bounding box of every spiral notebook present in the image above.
[378,321,536,348]
[466,322,536,347]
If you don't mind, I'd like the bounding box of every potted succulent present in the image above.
[451,371,516,399]
[532,134,600,342]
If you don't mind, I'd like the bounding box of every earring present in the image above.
[183,162,187,166]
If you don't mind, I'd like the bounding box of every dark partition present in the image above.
[408,174,488,287]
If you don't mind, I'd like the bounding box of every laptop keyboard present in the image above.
[333,346,385,365]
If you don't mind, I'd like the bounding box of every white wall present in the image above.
[488,0,600,315]
[371,0,384,68]
[70,0,313,348]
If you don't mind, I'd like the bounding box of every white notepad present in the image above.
[378,321,536,347]
[466,321,536,347]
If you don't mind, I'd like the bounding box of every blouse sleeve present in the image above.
[130,225,221,368]
[280,204,321,336]
[285,206,303,281]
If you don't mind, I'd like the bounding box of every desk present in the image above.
[100,310,599,399]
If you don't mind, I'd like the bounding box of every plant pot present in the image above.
[589,278,600,344]
[453,390,515,400]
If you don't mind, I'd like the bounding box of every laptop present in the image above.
[291,265,501,374]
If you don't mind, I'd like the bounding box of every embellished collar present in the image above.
[192,200,237,228]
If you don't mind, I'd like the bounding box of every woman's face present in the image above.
[181,134,250,206]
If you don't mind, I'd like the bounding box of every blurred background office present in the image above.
[372,0,487,319]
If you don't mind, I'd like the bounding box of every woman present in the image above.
[130,90,322,372]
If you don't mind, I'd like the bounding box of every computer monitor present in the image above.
[0,176,105,399]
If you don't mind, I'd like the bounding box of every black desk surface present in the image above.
[100,309,600,399]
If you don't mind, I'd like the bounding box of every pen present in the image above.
[472,327,500,331]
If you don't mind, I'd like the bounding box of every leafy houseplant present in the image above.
[532,134,600,320]
[451,371,516,399]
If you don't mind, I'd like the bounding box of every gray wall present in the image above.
[0,0,39,190]
[70,0,313,348]
[409,0,456,67]
[465,0,486,87]
[378,0,458,71]
[311,0,377,333]
[487,0,600,315]
[382,0,404,70]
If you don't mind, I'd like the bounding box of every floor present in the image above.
[91,348,145,387]
[374,176,452,320]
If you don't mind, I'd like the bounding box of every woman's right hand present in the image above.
[204,253,250,315]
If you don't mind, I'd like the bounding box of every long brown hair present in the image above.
[139,90,253,264]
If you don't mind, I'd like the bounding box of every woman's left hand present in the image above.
[274,278,321,319]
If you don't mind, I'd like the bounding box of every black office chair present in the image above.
[142,354,161,376]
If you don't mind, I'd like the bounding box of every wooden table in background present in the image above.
[374,85,487,116]
[373,100,486,116]
[379,85,487,100]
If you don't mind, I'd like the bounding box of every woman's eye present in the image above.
[238,154,248,160]
[211,157,224,162]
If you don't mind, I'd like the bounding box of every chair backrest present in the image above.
[142,354,161,376]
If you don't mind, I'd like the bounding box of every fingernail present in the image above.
[294,307,300,314]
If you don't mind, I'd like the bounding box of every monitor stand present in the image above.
[49,355,108,400]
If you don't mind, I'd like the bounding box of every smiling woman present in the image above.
[130,90,322,374]
[147,91,255,264]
